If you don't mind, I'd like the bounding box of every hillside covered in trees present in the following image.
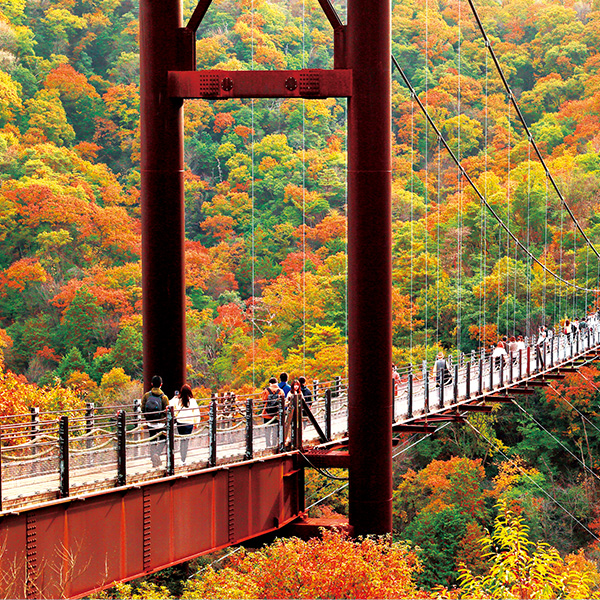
[5,0,600,595]
[1,0,600,394]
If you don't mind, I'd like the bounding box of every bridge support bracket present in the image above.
[279,515,352,540]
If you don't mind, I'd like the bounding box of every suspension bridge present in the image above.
[2,0,600,597]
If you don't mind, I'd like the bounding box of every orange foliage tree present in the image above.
[183,530,430,599]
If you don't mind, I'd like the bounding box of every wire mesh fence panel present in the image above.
[2,439,60,502]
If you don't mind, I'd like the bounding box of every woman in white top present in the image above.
[170,383,200,464]
[492,341,507,370]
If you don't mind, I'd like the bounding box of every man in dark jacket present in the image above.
[298,376,313,408]
[142,375,169,467]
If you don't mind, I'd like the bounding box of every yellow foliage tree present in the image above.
[459,500,600,599]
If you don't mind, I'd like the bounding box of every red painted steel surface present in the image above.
[139,0,186,397]
[0,455,303,599]
[347,0,393,535]
[168,69,352,99]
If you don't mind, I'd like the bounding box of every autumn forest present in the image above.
[4,0,600,596]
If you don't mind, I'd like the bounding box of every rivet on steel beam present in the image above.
[221,77,233,91]
[285,77,297,91]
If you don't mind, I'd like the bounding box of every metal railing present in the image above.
[1,319,599,510]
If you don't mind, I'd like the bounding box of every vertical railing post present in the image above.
[489,354,494,390]
[519,348,523,380]
[85,402,94,451]
[570,332,574,358]
[245,397,253,461]
[407,371,413,419]
[334,376,341,398]
[211,392,218,430]
[438,370,444,409]
[208,398,217,467]
[278,395,285,453]
[527,346,531,377]
[550,337,554,368]
[297,393,304,450]
[324,388,332,440]
[30,407,39,464]
[509,352,514,384]
[58,416,69,498]
[588,327,591,351]
[133,398,141,457]
[577,331,580,355]
[466,361,471,398]
[166,406,175,476]
[424,365,430,413]
[453,364,459,404]
[117,410,127,486]
[499,355,504,388]
[478,358,483,395]
[291,393,298,450]
[543,340,547,371]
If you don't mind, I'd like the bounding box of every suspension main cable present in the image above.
[465,0,600,260]
[391,55,597,294]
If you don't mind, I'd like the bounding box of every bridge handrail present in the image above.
[1,318,598,509]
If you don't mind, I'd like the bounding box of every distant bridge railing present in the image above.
[1,319,599,510]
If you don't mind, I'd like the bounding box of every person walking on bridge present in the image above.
[142,375,169,467]
[434,352,451,388]
[170,383,200,465]
[492,341,507,370]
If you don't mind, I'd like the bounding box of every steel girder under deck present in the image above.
[0,455,303,599]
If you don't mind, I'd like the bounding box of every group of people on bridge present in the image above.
[141,375,201,467]
[141,372,315,465]
[427,313,598,390]
[260,372,313,446]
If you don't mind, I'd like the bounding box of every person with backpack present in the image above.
[142,375,169,467]
[169,383,200,465]
[433,352,452,388]
[261,377,285,448]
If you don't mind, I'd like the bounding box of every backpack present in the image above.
[264,388,281,417]
[144,392,165,422]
